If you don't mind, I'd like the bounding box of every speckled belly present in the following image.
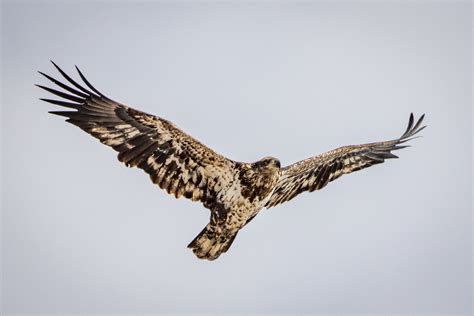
[221,188,276,231]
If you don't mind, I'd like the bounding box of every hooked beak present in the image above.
[274,160,281,168]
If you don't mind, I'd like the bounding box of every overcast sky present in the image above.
[1,1,472,315]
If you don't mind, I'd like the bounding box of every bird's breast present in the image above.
[237,168,280,203]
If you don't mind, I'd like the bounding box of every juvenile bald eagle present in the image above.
[37,62,426,260]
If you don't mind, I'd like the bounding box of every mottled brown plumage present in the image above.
[37,62,426,260]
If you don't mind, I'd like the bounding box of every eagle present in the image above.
[37,62,426,261]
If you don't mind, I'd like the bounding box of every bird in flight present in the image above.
[37,62,426,261]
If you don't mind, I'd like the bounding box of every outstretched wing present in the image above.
[265,114,426,208]
[37,61,236,209]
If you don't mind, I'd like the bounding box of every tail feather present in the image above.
[187,224,238,261]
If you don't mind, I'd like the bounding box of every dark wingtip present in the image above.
[37,71,50,81]
[416,125,427,133]
[391,145,410,150]
[50,60,62,72]
[48,61,97,97]
[48,110,72,117]
[401,112,427,139]
[412,113,425,131]
[40,98,80,109]
[74,64,105,97]
[401,113,415,138]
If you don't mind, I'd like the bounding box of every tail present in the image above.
[187,224,238,261]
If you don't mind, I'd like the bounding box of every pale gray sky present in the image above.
[1,1,472,315]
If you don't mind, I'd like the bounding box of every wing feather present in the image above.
[38,62,236,209]
[265,113,426,208]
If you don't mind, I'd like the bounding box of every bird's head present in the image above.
[254,156,281,170]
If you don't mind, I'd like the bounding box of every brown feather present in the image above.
[265,113,426,208]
